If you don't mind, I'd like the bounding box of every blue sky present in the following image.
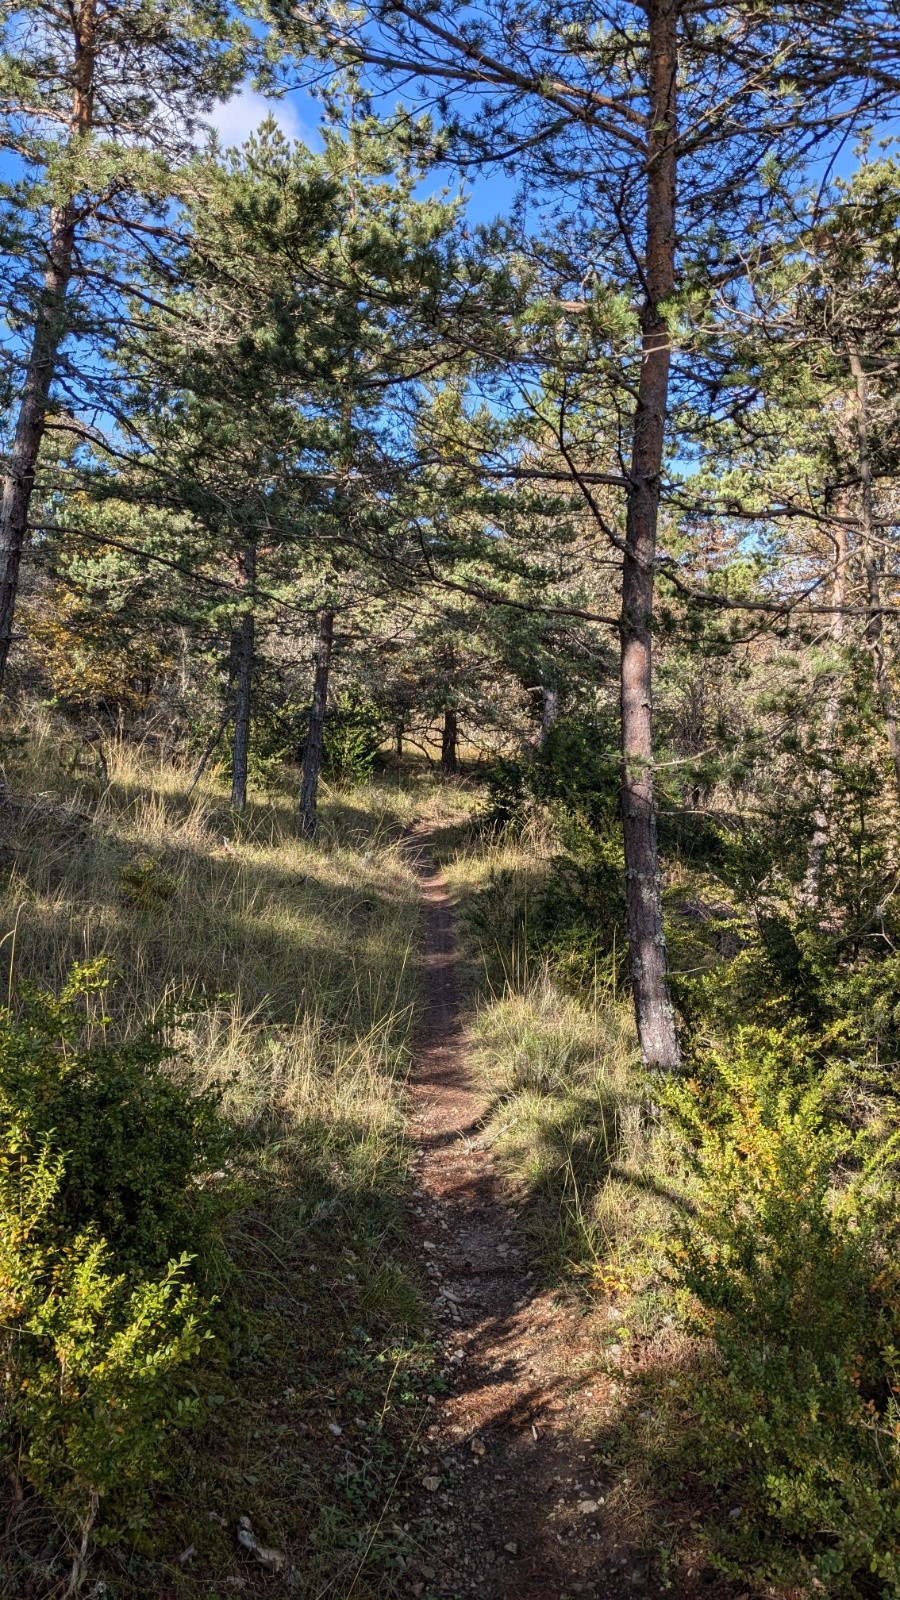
[206,80,515,226]
[207,83,321,149]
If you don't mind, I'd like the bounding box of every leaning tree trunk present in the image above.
[440,705,458,774]
[619,0,681,1074]
[186,702,232,800]
[849,347,900,804]
[0,0,96,695]
[802,501,848,908]
[299,608,334,838]
[230,547,256,813]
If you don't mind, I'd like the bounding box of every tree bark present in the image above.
[538,684,559,750]
[230,546,256,813]
[299,607,334,838]
[440,705,458,774]
[395,717,404,764]
[0,0,96,694]
[849,347,900,804]
[619,0,681,1074]
[802,502,848,908]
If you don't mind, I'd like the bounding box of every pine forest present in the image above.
[1,2,900,1597]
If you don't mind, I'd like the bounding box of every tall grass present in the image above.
[0,710,421,1030]
[0,706,441,1598]
[432,809,676,1299]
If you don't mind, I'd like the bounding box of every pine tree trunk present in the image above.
[230,546,256,814]
[849,348,900,803]
[802,503,848,907]
[0,208,77,690]
[395,718,404,763]
[619,0,681,1074]
[538,685,558,749]
[440,706,458,774]
[0,0,96,695]
[299,608,334,838]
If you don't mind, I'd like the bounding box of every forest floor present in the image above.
[404,826,676,1600]
[0,726,735,1599]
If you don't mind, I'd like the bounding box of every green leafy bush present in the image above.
[482,755,529,827]
[1,1147,206,1537]
[664,1029,900,1597]
[476,717,628,987]
[0,964,231,1543]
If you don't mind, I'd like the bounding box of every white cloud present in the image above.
[205,88,309,150]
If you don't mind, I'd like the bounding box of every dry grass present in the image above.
[0,706,450,1600]
[428,806,679,1301]
[1,707,423,1031]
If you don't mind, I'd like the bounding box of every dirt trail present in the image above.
[405,829,656,1600]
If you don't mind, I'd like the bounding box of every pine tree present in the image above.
[273,0,900,1067]
[0,0,248,694]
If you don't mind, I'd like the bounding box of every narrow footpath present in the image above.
[405,828,660,1600]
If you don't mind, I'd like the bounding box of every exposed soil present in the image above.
[404,829,668,1600]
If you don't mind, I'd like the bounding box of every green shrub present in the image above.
[482,755,529,827]
[1,1145,206,1537]
[483,714,621,833]
[118,854,178,909]
[664,1028,900,1597]
[0,961,230,1269]
[323,692,386,782]
[0,964,231,1543]
[478,718,629,989]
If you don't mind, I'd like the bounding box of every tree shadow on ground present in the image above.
[0,768,439,1600]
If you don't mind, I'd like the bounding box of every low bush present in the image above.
[118,853,179,909]
[0,960,230,1269]
[0,963,231,1553]
[663,1027,900,1597]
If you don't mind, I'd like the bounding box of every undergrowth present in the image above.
[434,776,900,1600]
[0,705,447,1600]
[430,809,671,1302]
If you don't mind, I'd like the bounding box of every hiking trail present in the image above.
[405,827,661,1600]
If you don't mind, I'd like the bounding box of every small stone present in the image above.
[470,1437,485,1456]
[577,1499,600,1515]
[422,1475,441,1492]
[328,1422,342,1436]
[504,1541,518,1554]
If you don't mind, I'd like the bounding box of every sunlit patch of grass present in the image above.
[0,706,449,1598]
[469,969,678,1290]
[430,811,679,1303]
